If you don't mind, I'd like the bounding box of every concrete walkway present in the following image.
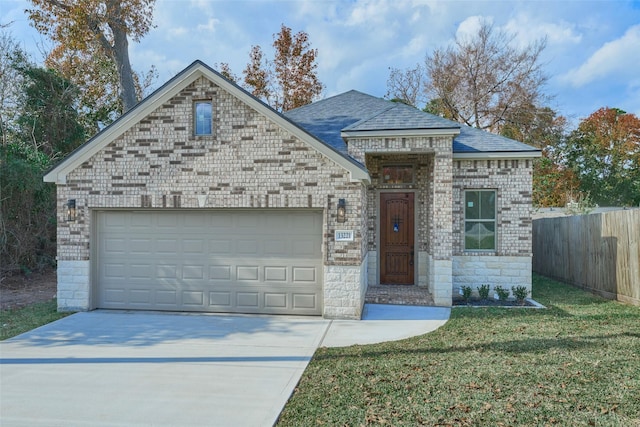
[0,305,449,427]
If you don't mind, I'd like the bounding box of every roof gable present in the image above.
[44,61,369,184]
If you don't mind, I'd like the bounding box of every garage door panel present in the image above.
[264,239,287,256]
[104,238,127,255]
[210,242,232,254]
[264,266,287,282]
[182,291,204,306]
[183,239,205,253]
[182,265,204,280]
[265,293,287,308]
[293,267,317,283]
[209,291,232,307]
[157,265,177,278]
[97,210,322,315]
[293,293,317,309]
[237,292,259,308]
[156,291,177,305]
[236,239,259,254]
[210,265,231,280]
[157,239,179,254]
[129,289,151,304]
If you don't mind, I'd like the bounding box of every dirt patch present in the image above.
[0,269,57,311]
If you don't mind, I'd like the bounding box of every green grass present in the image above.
[0,300,70,340]
[278,275,640,426]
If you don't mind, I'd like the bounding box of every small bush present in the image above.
[460,285,472,301]
[512,285,528,303]
[494,285,510,301]
[477,284,490,300]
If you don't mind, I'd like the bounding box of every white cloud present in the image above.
[504,14,581,48]
[562,24,640,87]
[455,15,492,42]
[196,18,220,33]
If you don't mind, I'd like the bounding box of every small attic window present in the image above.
[382,165,414,184]
[194,101,212,135]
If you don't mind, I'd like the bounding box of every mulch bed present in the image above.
[453,298,536,307]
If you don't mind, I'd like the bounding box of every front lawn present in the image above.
[0,300,69,340]
[278,275,640,426]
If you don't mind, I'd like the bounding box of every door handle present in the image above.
[409,250,414,266]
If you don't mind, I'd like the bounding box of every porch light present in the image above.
[337,198,346,223]
[65,199,76,222]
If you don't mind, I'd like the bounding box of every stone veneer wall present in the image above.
[348,136,453,305]
[452,159,534,295]
[55,76,367,318]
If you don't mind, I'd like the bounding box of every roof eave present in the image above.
[453,150,542,160]
[341,128,461,139]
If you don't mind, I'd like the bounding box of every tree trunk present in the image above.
[111,26,137,111]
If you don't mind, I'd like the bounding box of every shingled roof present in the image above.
[285,90,540,158]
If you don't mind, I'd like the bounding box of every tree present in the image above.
[501,106,565,149]
[385,64,425,108]
[1,58,86,274]
[242,46,270,101]
[423,20,547,133]
[215,62,238,83]
[562,108,640,206]
[0,31,28,147]
[16,65,86,157]
[242,24,323,112]
[26,0,156,113]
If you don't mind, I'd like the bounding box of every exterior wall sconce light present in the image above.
[65,199,76,222]
[337,198,346,223]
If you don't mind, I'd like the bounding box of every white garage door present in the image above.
[95,210,323,315]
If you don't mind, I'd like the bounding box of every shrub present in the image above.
[477,284,490,300]
[512,285,528,304]
[494,285,510,301]
[460,285,472,301]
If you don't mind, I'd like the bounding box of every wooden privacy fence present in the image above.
[533,209,640,306]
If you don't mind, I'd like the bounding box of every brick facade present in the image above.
[49,63,537,318]
[55,76,368,318]
[451,159,534,297]
[348,136,454,305]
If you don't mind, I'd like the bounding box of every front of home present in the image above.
[44,60,540,319]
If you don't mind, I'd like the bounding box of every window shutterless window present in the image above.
[194,101,212,135]
[464,190,496,251]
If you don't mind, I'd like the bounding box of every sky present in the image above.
[3,0,640,126]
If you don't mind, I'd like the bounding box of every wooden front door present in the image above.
[380,192,415,284]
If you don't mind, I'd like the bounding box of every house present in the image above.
[44,60,540,319]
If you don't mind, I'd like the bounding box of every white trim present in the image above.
[453,151,541,160]
[342,128,460,139]
[44,61,370,184]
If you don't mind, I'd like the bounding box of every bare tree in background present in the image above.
[385,64,425,107]
[425,20,547,133]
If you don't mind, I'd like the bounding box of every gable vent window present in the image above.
[194,101,212,135]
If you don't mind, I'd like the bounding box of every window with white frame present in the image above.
[464,190,496,251]
[194,101,212,135]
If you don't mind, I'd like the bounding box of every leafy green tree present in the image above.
[563,108,640,206]
[16,65,86,157]
[1,59,85,274]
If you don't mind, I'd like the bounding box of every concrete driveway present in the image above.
[1,307,449,426]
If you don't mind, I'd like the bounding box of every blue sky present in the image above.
[3,0,640,125]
